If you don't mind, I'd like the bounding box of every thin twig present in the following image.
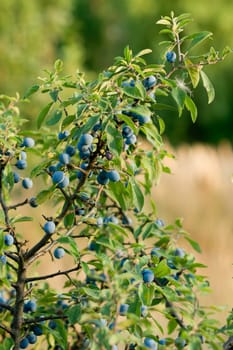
[0,323,14,336]
[25,264,80,283]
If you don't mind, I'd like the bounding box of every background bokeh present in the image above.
[1,0,232,323]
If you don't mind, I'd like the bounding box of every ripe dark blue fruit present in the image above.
[96,217,103,227]
[166,51,177,63]
[119,303,129,316]
[58,175,69,188]
[154,218,165,227]
[141,305,148,317]
[0,255,7,264]
[52,171,65,184]
[175,337,186,348]
[48,320,57,329]
[97,170,109,185]
[65,145,76,157]
[13,172,20,183]
[24,300,37,313]
[108,170,120,182]
[159,339,167,345]
[136,114,151,124]
[22,178,33,189]
[19,337,29,349]
[58,130,70,140]
[4,234,14,246]
[79,133,93,145]
[58,153,70,165]
[143,75,157,90]
[0,296,6,312]
[20,151,27,160]
[43,221,56,235]
[142,269,154,283]
[22,137,35,148]
[15,159,27,170]
[29,197,38,208]
[122,216,132,225]
[144,337,158,349]
[32,324,43,336]
[54,247,65,259]
[150,247,161,257]
[125,134,137,145]
[122,125,133,138]
[174,248,185,258]
[27,332,37,344]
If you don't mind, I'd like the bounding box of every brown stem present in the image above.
[25,264,80,283]
[11,259,27,350]
[0,323,14,336]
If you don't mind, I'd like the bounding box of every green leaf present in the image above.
[200,70,215,104]
[57,236,80,260]
[117,113,138,135]
[154,260,171,278]
[185,237,202,253]
[121,84,145,100]
[12,216,33,223]
[138,283,155,306]
[107,182,127,211]
[185,95,198,123]
[106,123,123,156]
[186,31,213,51]
[49,89,59,102]
[156,19,171,26]
[171,87,186,116]
[23,84,40,99]
[64,213,75,228]
[46,110,62,126]
[73,114,100,140]
[151,103,177,112]
[36,187,55,205]
[185,58,201,88]
[130,178,144,211]
[167,319,178,334]
[37,102,53,129]
[135,48,152,57]
[67,304,82,325]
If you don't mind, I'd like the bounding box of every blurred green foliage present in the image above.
[0,0,232,145]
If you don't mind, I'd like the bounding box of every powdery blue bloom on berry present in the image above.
[143,75,157,90]
[15,159,27,170]
[43,221,56,235]
[166,51,177,63]
[22,137,35,148]
[59,152,70,165]
[4,234,14,246]
[22,178,33,189]
[108,170,120,182]
[52,171,65,184]
[142,269,154,283]
[119,303,129,316]
[144,337,158,349]
[54,247,65,259]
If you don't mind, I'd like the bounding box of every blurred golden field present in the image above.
[154,142,233,322]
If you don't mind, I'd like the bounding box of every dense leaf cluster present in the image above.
[0,13,232,350]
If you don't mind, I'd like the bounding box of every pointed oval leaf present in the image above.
[200,70,215,104]
[185,95,197,123]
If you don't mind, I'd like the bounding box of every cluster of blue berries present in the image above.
[97,169,120,185]
[14,138,35,191]
[77,133,94,160]
[122,125,137,145]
